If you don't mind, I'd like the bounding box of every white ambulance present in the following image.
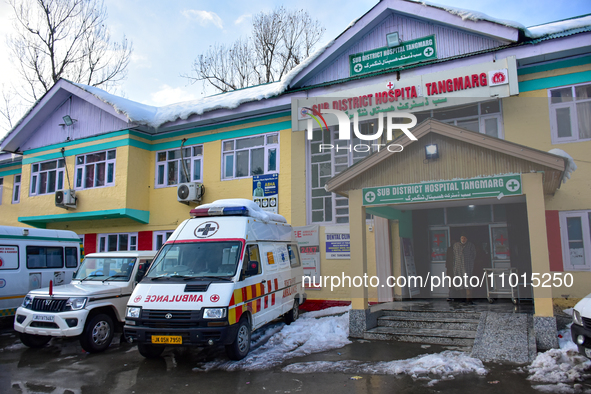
[125,199,306,360]
[14,251,155,352]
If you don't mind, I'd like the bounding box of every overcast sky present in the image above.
[0,0,590,116]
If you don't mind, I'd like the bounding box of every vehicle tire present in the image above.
[80,313,114,353]
[284,300,299,325]
[138,342,165,358]
[19,332,51,348]
[225,317,251,360]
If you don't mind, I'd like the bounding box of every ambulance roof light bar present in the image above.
[190,206,249,218]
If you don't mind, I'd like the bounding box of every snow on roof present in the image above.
[549,149,578,183]
[74,39,334,129]
[196,198,287,223]
[527,15,591,38]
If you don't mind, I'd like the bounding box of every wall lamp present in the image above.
[425,144,439,160]
[61,115,77,126]
[386,32,400,47]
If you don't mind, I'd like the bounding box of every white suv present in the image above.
[14,251,155,353]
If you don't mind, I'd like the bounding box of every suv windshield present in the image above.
[74,257,137,281]
[146,242,242,279]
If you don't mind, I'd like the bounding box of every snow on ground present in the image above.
[282,350,487,379]
[193,312,351,372]
[527,325,591,386]
[300,305,352,319]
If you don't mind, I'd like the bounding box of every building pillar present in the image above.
[522,172,558,350]
[348,189,373,337]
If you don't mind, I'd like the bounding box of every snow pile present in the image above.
[193,312,351,372]
[74,40,334,129]
[527,326,591,384]
[527,15,591,39]
[549,149,578,183]
[301,305,352,319]
[282,350,487,378]
[196,198,287,223]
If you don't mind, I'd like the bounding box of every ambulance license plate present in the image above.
[151,335,182,344]
[585,348,591,358]
[33,314,54,322]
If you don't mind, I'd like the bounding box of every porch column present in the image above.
[348,189,373,337]
[522,172,558,349]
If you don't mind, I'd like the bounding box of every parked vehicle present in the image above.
[572,294,591,359]
[14,251,155,352]
[0,225,81,318]
[125,199,306,360]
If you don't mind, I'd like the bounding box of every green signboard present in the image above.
[349,35,437,77]
[363,175,522,206]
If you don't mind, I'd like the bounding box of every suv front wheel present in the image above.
[80,313,115,353]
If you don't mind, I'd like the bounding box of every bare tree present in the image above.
[184,7,325,93]
[0,85,23,132]
[7,0,133,103]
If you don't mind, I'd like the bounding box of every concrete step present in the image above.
[381,310,482,320]
[378,315,480,331]
[364,326,476,346]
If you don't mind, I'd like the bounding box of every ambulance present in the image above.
[125,199,306,360]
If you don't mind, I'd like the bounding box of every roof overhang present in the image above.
[19,208,150,229]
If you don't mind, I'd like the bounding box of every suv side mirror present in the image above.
[244,260,259,277]
[135,261,150,282]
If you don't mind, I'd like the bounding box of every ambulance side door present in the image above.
[238,244,269,330]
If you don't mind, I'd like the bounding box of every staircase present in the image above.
[364,310,482,347]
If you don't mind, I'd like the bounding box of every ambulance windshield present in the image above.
[146,241,242,279]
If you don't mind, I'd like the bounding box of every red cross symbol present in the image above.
[496,234,507,245]
[387,82,394,90]
[210,294,220,303]
[433,233,445,246]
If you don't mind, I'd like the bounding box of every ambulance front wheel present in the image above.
[226,317,251,360]
[138,342,165,358]
[285,300,299,325]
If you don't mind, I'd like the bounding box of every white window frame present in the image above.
[153,230,174,251]
[75,149,116,190]
[98,233,138,252]
[221,133,279,180]
[155,145,203,188]
[559,210,591,271]
[548,82,591,144]
[12,174,21,204]
[30,158,65,196]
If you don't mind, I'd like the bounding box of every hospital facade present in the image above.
[1,1,590,336]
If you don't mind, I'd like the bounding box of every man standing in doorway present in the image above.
[453,234,477,303]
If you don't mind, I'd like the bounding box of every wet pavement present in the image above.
[2,318,590,394]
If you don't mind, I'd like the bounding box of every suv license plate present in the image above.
[151,335,182,344]
[33,314,54,322]
[585,348,591,358]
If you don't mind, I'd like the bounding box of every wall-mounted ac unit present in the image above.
[55,189,77,209]
[177,182,204,204]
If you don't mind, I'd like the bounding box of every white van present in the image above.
[125,199,306,360]
[571,294,591,359]
[0,225,81,318]
[14,251,155,353]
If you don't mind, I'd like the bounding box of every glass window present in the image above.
[222,133,279,179]
[559,211,591,271]
[287,245,301,268]
[11,175,21,204]
[65,247,78,268]
[98,233,138,252]
[30,159,65,196]
[153,231,174,251]
[549,83,591,143]
[26,246,64,268]
[155,145,203,187]
[74,150,116,189]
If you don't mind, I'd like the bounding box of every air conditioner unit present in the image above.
[177,182,204,203]
[55,189,77,209]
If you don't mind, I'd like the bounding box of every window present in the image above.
[12,175,21,204]
[65,247,79,268]
[98,233,138,252]
[30,159,65,196]
[242,244,262,277]
[309,123,375,224]
[26,246,63,268]
[415,100,504,138]
[287,245,301,268]
[222,133,279,179]
[549,83,591,143]
[559,211,591,271]
[156,145,203,187]
[0,177,3,205]
[153,231,174,251]
[75,150,116,189]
